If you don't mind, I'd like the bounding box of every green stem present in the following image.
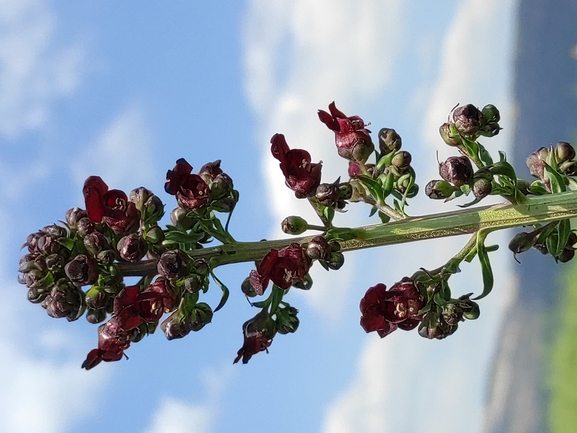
[118,191,577,276]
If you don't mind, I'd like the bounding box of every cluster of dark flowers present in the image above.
[19,101,577,368]
[19,159,239,369]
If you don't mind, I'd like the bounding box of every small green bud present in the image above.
[425,180,456,200]
[281,216,308,235]
[439,122,461,146]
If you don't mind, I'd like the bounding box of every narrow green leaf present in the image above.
[210,270,229,312]
[473,231,494,300]
[270,284,284,315]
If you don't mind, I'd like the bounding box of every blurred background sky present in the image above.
[1,0,566,432]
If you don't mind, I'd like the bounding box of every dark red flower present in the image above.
[83,176,140,235]
[113,278,178,331]
[164,159,211,210]
[360,279,424,338]
[81,318,131,370]
[249,243,312,295]
[271,134,322,199]
[318,102,374,163]
[233,309,276,364]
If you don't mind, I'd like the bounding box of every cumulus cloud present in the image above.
[0,0,85,139]
[143,365,233,433]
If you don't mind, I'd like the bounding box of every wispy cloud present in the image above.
[0,0,85,139]
[143,365,233,433]
[243,0,407,321]
[320,0,519,432]
[71,103,156,194]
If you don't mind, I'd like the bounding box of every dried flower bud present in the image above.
[117,233,147,262]
[526,147,549,179]
[65,254,98,286]
[84,231,109,257]
[306,236,331,261]
[439,156,473,187]
[76,217,96,238]
[452,104,482,136]
[281,216,308,235]
[378,128,402,154]
[315,183,340,207]
[65,207,88,229]
[158,249,190,279]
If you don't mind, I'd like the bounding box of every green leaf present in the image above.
[473,231,494,300]
[543,162,566,193]
[210,270,229,312]
[357,175,385,203]
[478,143,494,166]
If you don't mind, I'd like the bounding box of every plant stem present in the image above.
[118,191,577,276]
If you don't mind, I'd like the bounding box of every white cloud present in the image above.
[0,0,85,139]
[72,104,156,194]
[143,365,233,433]
[0,208,110,433]
[319,0,519,431]
[243,0,407,322]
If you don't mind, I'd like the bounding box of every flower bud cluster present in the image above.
[439,103,501,145]
[526,141,577,193]
[360,277,480,341]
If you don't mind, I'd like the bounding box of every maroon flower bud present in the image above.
[233,309,277,364]
[306,236,331,261]
[85,285,110,310]
[83,231,109,257]
[439,122,461,146]
[160,301,213,339]
[378,128,402,155]
[86,307,107,324]
[248,243,312,295]
[157,249,190,279]
[76,217,96,237]
[315,182,340,207]
[439,156,473,187]
[42,279,85,321]
[65,207,88,230]
[425,180,456,200]
[452,104,482,136]
[271,134,322,199]
[65,254,98,286]
[318,102,374,163]
[281,215,308,235]
[117,233,147,262]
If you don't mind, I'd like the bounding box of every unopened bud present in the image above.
[452,104,482,136]
[378,128,402,154]
[425,180,455,200]
[553,141,575,164]
[117,233,147,262]
[439,156,473,187]
[65,254,98,286]
[281,216,308,235]
[439,122,461,146]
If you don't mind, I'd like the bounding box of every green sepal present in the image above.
[357,175,385,203]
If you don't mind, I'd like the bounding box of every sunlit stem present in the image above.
[118,191,577,276]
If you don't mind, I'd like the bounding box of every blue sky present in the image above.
[0,1,520,432]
